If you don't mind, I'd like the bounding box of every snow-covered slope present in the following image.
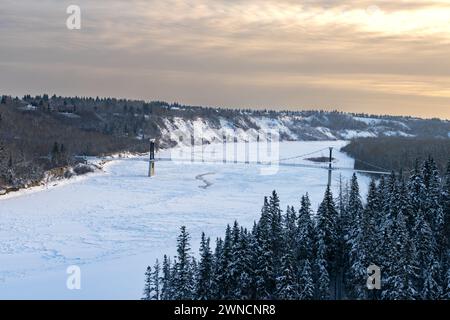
[156,113,422,148]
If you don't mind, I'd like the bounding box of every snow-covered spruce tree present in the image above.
[365,179,382,263]
[297,195,315,264]
[296,194,316,296]
[385,171,399,224]
[315,235,331,300]
[161,255,172,300]
[269,190,283,281]
[314,186,338,299]
[334,179,348,300]
[235,227,254,300]
[173,226,194,300]
[276,247,298,299]
[347,174,370,299]
[415,209,441,299]
[188,257,198,298]
[210,237,224,299]
[378,172,401,299]
[422,157,445,295]
[227,221,243,299]
[247,222,260,300]
[346,174,363,235]
[443,161,450,248]
[408,160,426,226]
[284,206,297,253]
[409,160,443,299]
[343,174,362,297]
[376,173,398,298]
[382,181,419,300]
[276,206,299,299]
[254,196,276,299]
[442,161,450,299]
[376,175,387,210]
[337,175,349,220]
[143,266,152,300]
[219,224,233,299]
[422,158,445,238]
[298,259,314,300]
[170,257,179,297]
[398,205,420,300]
[151,260,161,300]
[196,232,213,300]
[363,178,384,300]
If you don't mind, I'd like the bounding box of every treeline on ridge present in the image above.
[342,137,450,174]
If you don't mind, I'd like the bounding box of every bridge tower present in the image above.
[223,134,227,163]
[191,134,195,163]
[148,139,156,177]
[256,134,261,164]
[327,147,333,187]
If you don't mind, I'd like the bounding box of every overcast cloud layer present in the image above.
[1,0,450,118]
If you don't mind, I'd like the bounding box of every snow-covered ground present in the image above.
[0,141,370,299]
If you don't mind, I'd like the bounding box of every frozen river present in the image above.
[0,141,369,299]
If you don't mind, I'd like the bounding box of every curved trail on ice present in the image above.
[195,172,215,189]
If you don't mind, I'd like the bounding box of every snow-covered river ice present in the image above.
[0,141,369,299]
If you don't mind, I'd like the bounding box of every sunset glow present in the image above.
[1,0,450,118]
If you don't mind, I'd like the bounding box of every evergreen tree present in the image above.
[298,259,314,300]
[151,260,161,300]
[143,266,152,300]
[422,157,445,295]
[443,162,450,248]
[365,178,381,265]
[188,257,198,298]
[422,158,444,236]
[254,197,276,299]
[276,248,298,299]
[297,194,315,264]
[236,228,254,300]
[442,162,450,298]
[219,224,233,299]
[276,207,299,299]
[210,237,224,299]
[408,160,425,227]
[315,236,330,300]
[284,206,297,250]
[346,174,372,299]
[383,203,419,300]
[197,233,213,300]
[315,186,338,299]
[228,221,242,299]
[173,226,193,299]
[161,255,172,300]
[269,190,283,278]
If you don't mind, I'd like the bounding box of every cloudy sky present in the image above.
[1,0,450,118]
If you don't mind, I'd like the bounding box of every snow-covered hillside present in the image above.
[0,141,370,299]
[156,113,425,148]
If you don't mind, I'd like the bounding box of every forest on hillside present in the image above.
[0,96,147,190]
[143,158,450,300]
[342,137,450,174]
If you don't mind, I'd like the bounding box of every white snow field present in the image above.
[0,141,370,299]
